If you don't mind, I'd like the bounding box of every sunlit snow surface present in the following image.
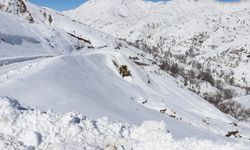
[0,0,250,149]
[0,96,249,150]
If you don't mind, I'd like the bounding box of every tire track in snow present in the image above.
[0,55,54,67]
[0,56,59,84]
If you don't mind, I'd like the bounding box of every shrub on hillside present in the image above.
[170,63,179,77]
[223,89,235,100]
[218,101,250,121]
[198,72,215,86]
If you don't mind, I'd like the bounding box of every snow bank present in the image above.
[0,96,248,150]
[235,95,250,108]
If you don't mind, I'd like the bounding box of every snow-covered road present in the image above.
[0,55,59,84]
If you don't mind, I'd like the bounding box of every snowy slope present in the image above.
[0,0,250,149]
[0,0,115,58]
[65,0,250,100]
[2,44,248,138]
[235,95,250,108]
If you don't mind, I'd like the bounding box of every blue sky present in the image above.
[30,0,240,12]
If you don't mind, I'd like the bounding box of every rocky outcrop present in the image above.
[0,0,34,23]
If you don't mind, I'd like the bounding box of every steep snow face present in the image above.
[0,12,80,57]
[0,0,118,58]
[65,0,250,107]
[25,2,116,48]
[0,96,249,150]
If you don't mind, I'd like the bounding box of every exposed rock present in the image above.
[225,131,239,137]
[119,65,131,78]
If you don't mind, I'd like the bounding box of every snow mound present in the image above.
[0,96,248,150]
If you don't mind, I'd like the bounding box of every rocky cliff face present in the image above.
[0,0,34,22]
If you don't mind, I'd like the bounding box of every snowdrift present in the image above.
[0,96,249,150]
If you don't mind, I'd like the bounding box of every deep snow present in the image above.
[0,96,249,150]
[0,0,250,149]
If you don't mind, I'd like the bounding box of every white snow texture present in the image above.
[0,0,250,149]
[0,96,249,150]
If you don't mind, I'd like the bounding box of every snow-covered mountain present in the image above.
[65,0,250,119]
[0,0,250,149]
